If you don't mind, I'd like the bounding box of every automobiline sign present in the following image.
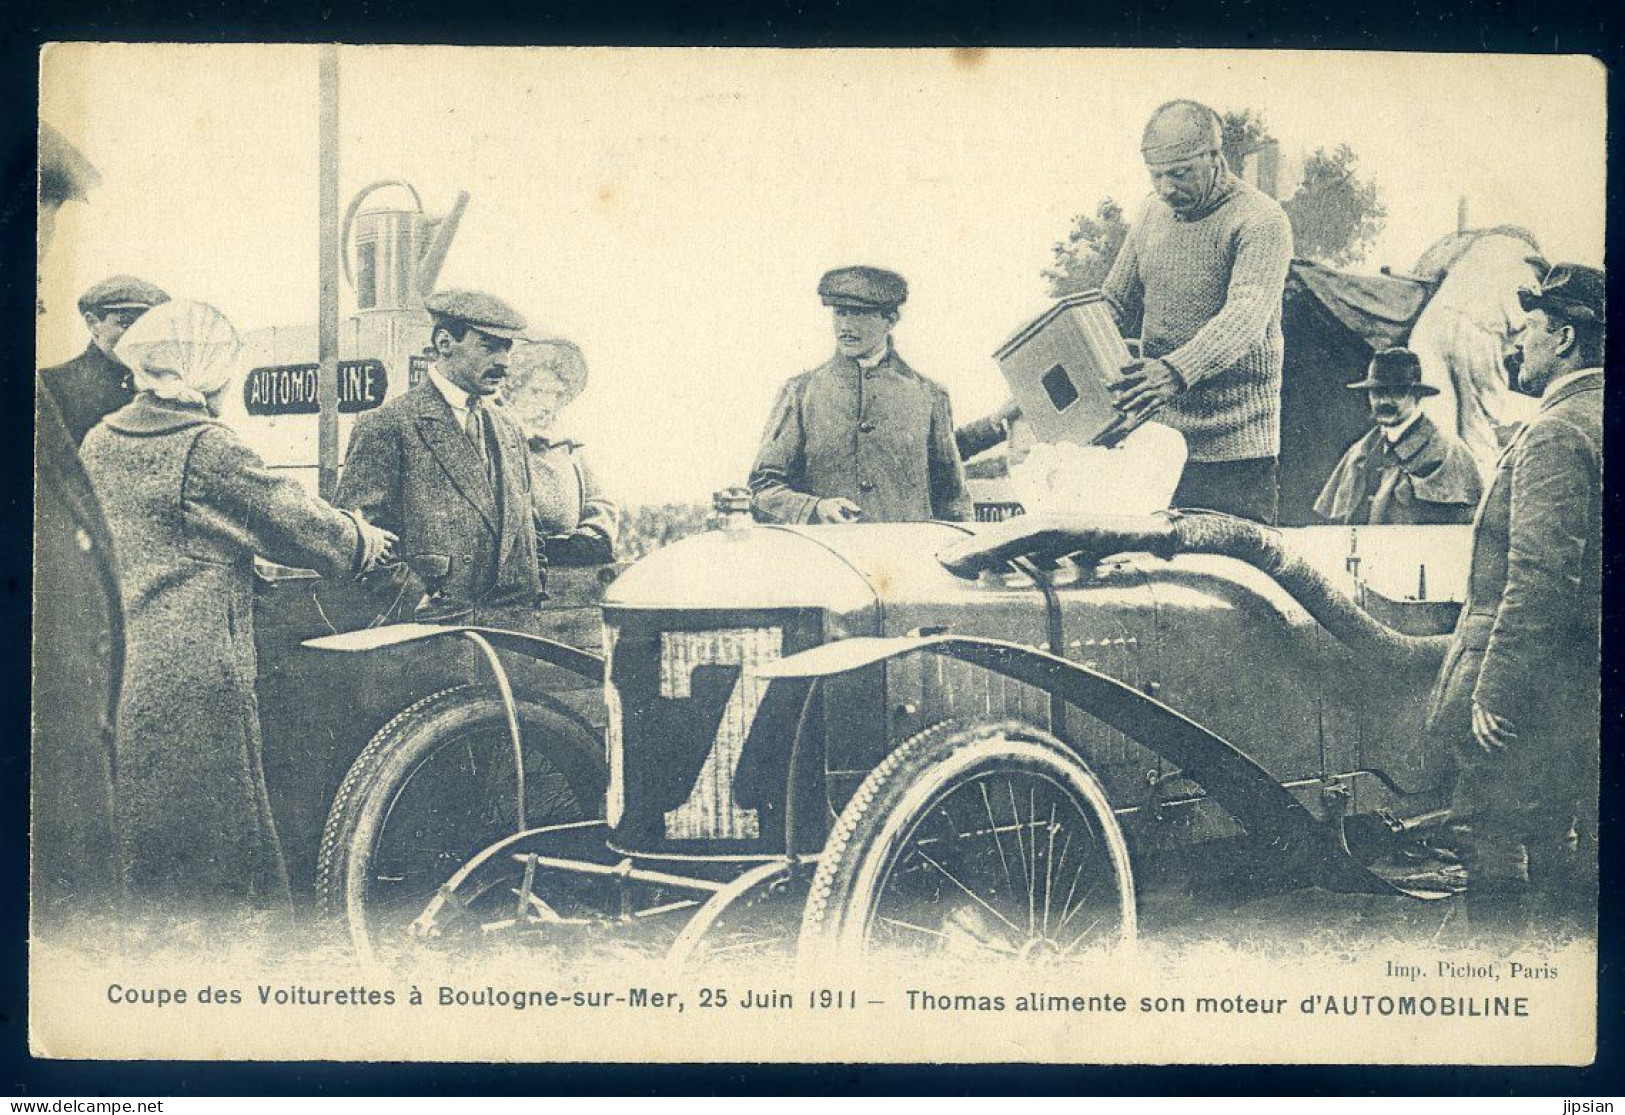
[244,359,389,415]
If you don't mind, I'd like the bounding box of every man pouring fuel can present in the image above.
[1102,100,1294,523]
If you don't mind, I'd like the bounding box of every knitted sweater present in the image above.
[1102,172,1293,461]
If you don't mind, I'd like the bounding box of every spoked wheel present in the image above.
[801,719,1136,967]
[316,684,606,962]
[667,861,812,972]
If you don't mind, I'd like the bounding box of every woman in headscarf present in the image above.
[80,301,394,916]
[502,338,619,565]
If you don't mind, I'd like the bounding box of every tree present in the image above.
[1220,108,1271,174]
[1042,107,1388,288]
[1043,197,1129,297]
[1282,144,1388,268]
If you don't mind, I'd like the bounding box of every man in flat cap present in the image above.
[750,266,971,524]
[1102,99,1294,523]
[38,275,170,445]
[1314,347,1482,526]
[337,289,549,622]
[1425,263,1604,942]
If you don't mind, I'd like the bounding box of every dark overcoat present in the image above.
[81,396,361,910]
[1313,411,1484,526]
[1424,370,1603,816]
[336,378,546,620]
[749,348,971,524]
[31,389,124,925]
[38,343,135,446]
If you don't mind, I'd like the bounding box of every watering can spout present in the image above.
[417,190,470,297]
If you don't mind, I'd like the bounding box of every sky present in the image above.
[38,46,1607,505]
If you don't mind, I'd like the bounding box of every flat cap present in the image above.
[77,275,170,315]
[818,266,908,312]
[1518,263,1605,326]
[424,288,528,340]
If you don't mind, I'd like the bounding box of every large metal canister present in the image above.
[993,290,1131,446]
[353,208,432,312]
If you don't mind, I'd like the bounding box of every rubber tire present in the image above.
[800,718,1136,963]
[316,684,605,957]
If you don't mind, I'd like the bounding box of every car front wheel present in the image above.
[800,718,1136,966]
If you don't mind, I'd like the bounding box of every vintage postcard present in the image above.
[32,45,1604,1064]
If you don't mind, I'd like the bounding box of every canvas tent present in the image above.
[1277,260,1435,524]
[1279,227,1545,524]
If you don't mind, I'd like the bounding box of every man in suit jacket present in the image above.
[38,275,170,445]
[750,266,971,524]
[1424,263,1604,942]
[337,289,547,625]
[1314,347,1483,526]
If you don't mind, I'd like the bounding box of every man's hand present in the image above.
[1471,701,1518,754]
[1110,357,1184,421]
[813,497,862,524]
[353,516,398,574]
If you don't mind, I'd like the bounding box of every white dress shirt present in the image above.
[426,363,477,421]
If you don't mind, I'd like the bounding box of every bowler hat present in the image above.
[1518,263,1605,326]
[1346,347,1438,396]
[77,275,170,316]
[818,266,908,312]
[425,288,528,340]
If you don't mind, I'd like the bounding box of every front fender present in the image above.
[759,634,1405,896]
[304,622,604,682]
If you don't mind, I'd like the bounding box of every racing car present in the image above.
[308,499,1465,966]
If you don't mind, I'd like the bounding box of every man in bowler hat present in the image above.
[1314,347,1482,526]
[1425,263,1605,942]
[337,289,548,623]
[750,266,970,524]
[39,275,170,445]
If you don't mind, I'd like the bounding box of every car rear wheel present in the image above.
[800,718,1136,966]
[316,684,606,961]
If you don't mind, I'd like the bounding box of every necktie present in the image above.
[465,394,494,486]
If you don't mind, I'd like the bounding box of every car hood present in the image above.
[603,522,975,614]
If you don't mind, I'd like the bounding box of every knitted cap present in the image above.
[1141,100,1223,166]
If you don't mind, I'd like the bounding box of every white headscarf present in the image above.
[114,299,241,408]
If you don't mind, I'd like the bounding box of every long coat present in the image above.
[80,395,362,910]
[528,434,620,560]
[749,348,971,524]
[1424,370,1603,817]
[1313,411,1483,526]
[38,343,135,446]
[32,389,124,925]
[336,378,546,620]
